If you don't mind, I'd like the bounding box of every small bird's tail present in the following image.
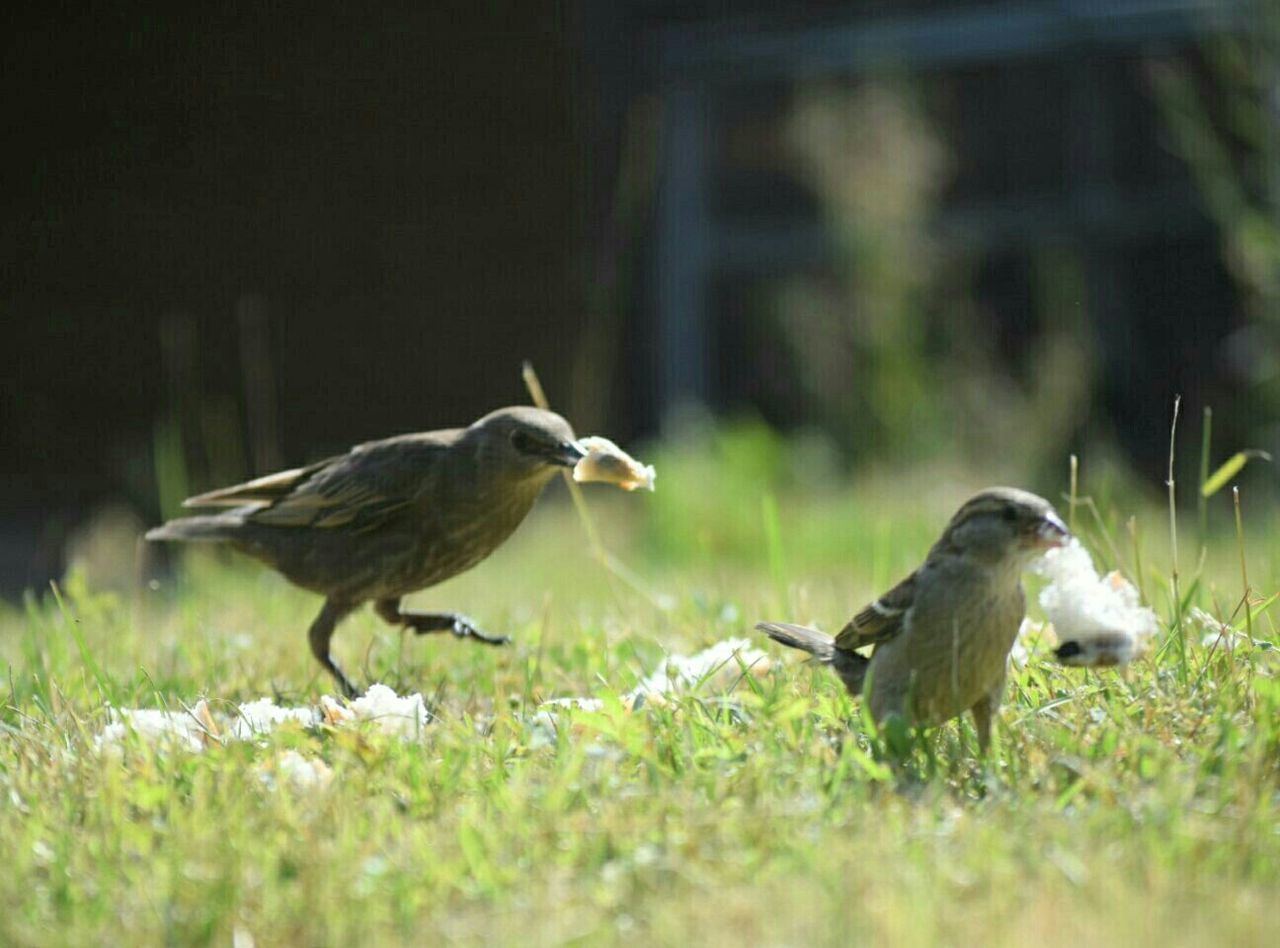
[755,621,836,662]
[145,513,243,543]
[756,621,871,694]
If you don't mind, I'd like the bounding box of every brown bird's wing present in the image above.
[834,570,916,651]
[182,458,341,508]
[251,434,457,532]
[188,432,457,533]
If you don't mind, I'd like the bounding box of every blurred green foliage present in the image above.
[774,81,1095,477]
[1150,8,1280,438]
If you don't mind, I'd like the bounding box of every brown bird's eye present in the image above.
[1002,507,1019,522]
[511,430,538,454]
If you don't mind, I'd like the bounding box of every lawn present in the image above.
[2,449,1278,946]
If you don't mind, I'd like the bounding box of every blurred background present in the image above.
[4,0,1279,595]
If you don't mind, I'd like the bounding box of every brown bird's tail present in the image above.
[756,621,871,695]
[145,512,245,543]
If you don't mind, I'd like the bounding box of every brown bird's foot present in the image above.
[410,612,511,646]
[424,614,509,649]
[329,666,361,700]
[375,599,511,646]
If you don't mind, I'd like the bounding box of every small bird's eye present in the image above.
[1001,506,1019,522]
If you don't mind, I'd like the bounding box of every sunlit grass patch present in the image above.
[2,455,1280,944]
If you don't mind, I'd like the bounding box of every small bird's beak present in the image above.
[1033,510,1070,549]
[549,439,588,469]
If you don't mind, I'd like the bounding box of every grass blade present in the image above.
[1201,449,1271,498]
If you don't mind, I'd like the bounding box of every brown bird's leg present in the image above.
[374,598,511,646]
[308,599,360,698]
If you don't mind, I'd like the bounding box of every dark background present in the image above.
[1,1,1267,591]
[3,4,594,587]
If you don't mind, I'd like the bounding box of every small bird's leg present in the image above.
[374,598,511,646]
[308,599,360,698]
[970,701,992,754]
[969,682,1004,754]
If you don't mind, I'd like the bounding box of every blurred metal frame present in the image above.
[645,0,1246,418]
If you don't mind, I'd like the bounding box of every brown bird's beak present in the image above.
[549,439,588,468]
[1032,510,1070,549]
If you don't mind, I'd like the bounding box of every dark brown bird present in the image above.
[147,406,586,697]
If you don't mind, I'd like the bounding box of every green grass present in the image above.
[2,470,1279,946]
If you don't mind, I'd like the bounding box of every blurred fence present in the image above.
[3,1,1276,593]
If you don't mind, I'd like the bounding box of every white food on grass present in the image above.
[1187,606,1276,651]
[95,684,431,753]
[1010,617,1049,668]
[96,704,213,753]
[94,636,776,756]
[534,637,771,732]
[318,684,431,737]
[630,637,769,699]
[230,697,316,738]
[1032,538,1159,667]
[539,697,605,713]
[262,750,334,791]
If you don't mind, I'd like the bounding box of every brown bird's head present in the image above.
[468,406,586,483]
[936,487,1069,566]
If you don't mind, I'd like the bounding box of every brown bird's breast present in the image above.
[379,477,547,597]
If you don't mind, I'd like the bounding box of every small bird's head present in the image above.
[939,487,1069,565]
[469,406,586,480]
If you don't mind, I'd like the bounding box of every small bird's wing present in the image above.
[194,433,455,532]
[834,571,916,650]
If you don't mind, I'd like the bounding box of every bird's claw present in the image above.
[451,618,511,646]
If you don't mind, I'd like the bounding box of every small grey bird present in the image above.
[147,407,587,697]
[757,487,1069,751]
